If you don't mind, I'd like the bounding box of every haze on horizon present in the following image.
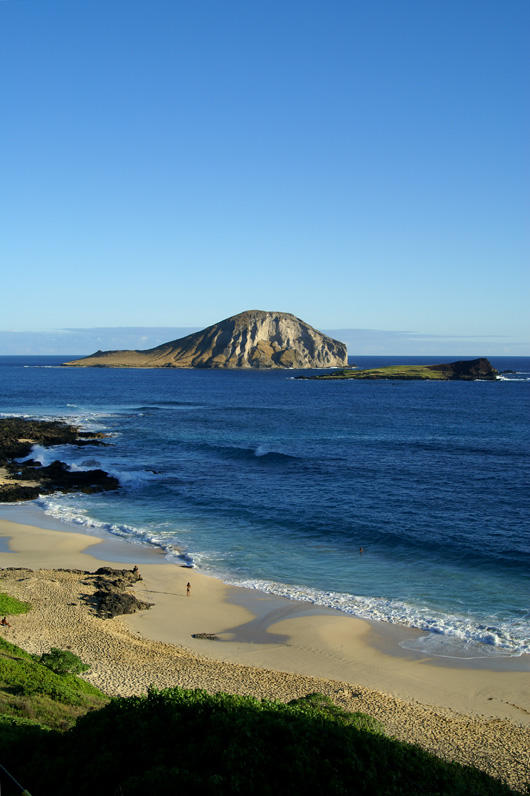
[1,1,528,355]
[0,323,526,358]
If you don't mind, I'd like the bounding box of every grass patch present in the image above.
[0,636,108,731]
[316,365,448,380]
[0,593,31,615]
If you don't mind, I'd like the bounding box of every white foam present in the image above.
[31,494,530,655]
[212,575,530,656]
[36,497,194,566]
[17,444,63,466]
[106,467,159,487]
[399,634,517,659]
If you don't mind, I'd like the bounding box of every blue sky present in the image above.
[1,0,528,353]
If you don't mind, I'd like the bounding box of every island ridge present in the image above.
[63,310,348,369]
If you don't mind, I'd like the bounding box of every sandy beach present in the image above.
[0,515,528,791]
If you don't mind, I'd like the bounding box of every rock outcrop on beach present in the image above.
[82,567,153,619]
[0,417,119,502]
[63,310,348,369]
[301,358,499,381]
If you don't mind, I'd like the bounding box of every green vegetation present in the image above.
[0,625,521,795]
[0,593,31,615]
[37,648,90,676]
[308,358,498,381]
[315,365,448,380]
[0,686,520,795]
[0,636,107,731]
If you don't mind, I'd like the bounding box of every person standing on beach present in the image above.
[186,582,191,597]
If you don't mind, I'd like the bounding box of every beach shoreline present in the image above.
[0,511,529,790]
[1,502,528,670]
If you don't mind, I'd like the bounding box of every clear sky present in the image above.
[1,0,528,353]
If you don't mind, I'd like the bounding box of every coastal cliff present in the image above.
[300,358,498,381]
[63,310,348,369]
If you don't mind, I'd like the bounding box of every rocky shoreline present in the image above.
[0,417,119,502]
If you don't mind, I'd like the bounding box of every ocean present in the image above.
[1,354,529,659]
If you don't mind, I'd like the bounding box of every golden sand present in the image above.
[0,518,528,791]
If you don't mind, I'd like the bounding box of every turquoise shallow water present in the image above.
[1,355,529,658]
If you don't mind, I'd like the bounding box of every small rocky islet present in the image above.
[298,357,499,381]
[0,417,119,503]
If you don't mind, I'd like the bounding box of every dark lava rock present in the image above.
[92,567,142,592]
[83,567,151,619]
[0,417,119,503]
[10,460,119,493]
[94,566,141,581]
[0,484,41,502]
[91,590,153,619]
[427,357,498,380]
[0,417,106,465]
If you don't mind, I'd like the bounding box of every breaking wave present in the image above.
[194,442,300,464]
[215,575,530,657]
[36,496,194,567]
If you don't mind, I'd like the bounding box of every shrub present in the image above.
[8,686,517,796]
[37,649,90,677]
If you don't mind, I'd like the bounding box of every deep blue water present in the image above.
[1,355,529,658]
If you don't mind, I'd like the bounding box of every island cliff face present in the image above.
[63,311,348,369]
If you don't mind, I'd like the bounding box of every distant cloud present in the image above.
[0,327,200,356]
[0,326,527,356]
[324,329,528,357]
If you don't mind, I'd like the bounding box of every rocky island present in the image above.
[63,310,348,369]
[299,358,498,381]
[0,417,119,502]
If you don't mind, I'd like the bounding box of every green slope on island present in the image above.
[303,358,498,381]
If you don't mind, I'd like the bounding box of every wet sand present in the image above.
[0,516,528,791]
